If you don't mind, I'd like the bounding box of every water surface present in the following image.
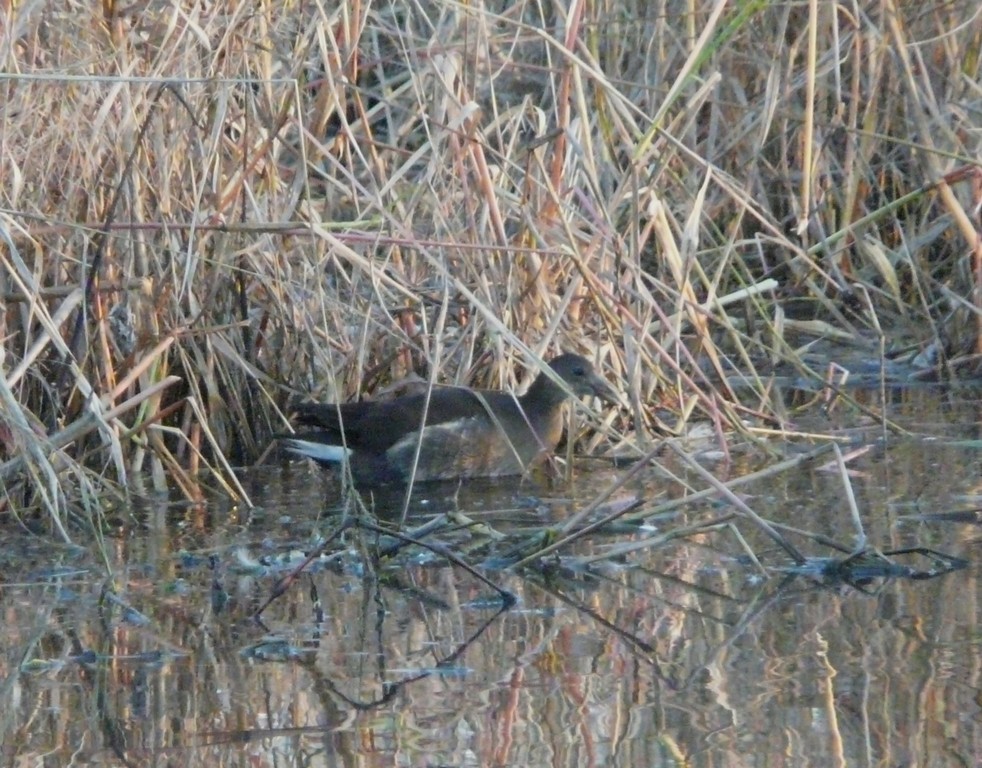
[1,387,980,767]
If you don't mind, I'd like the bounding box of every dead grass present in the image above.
[0,1,980,532]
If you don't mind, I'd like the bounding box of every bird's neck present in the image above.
[522,374,570,409]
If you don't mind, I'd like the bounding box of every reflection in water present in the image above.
[1,390,981,766]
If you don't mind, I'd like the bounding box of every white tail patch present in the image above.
[282,439,351,464]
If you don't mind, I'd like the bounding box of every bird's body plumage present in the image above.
[283,353,612,485]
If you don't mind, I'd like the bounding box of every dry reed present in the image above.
[0,1,979,536]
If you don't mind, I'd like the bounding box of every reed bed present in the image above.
[0,1,979,537]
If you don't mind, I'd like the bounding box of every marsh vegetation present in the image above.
[1,2,980,763]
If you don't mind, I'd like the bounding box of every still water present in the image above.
[1,387,980,766]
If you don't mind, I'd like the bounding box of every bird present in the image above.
[281,353,615,484]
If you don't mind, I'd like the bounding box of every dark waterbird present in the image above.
[282,353,615,484]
